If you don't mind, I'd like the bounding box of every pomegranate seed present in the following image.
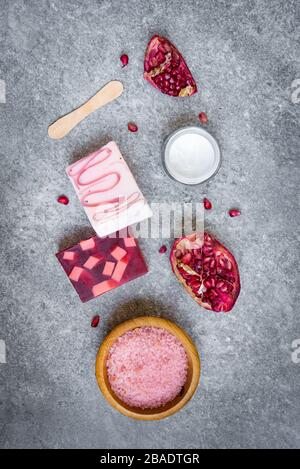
[91,315,100,328]
[229,209,241,217]
[159,245,167,254]
[198,112,208,124]
[57,195,69,205]
[182,253,192,264]
[203,198,212,210]
[156,51,165,64]
[175,249,183,259]
[128,122,138,132]
[120,54,129,67]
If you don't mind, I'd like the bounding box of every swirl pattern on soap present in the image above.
[67,146,144,223]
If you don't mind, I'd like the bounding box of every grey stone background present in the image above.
[0,0,299,449]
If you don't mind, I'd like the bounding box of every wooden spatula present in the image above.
[48,80,124,140]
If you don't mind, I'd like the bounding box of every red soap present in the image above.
[112,257,129,282]
[83,254,104,270]
[103,261,115,276]
[63,251,76,261]
[124,237,136,248]
[69,266,84,282]
[110,246,127,261]
[80,238,96,251]
[56,234,148,302]
[92,279,118,297]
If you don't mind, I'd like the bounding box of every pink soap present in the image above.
[56,234,148,302]
[106,327,188,409]
[80,238,96,251]
[124,237,136,248]
[63,251,76,261]
[110,245,127,261]
[83,255,103,270]
[111,257,128,282]
[92,280,117,297]
[69,266,84,282]
[103,261,115,276]
[66,141,152,237]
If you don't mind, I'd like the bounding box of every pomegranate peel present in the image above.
[144,35,197,97]
[170,232,240,313]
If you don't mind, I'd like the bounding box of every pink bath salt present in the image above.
[106,326,188,409]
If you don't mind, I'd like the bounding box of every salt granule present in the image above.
[106,326,188,409]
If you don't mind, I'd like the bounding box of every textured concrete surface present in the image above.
[0,0,299,449]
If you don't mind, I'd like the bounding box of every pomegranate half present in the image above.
[144,35,197,97]
[170,232,240,312]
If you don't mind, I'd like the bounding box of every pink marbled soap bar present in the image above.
[67,141,152,237]
[106,327,188,409]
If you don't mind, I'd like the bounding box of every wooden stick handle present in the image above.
[48,80,123,140]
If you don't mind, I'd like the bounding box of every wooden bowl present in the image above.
[95,316,200,420]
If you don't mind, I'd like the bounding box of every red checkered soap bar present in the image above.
[56,234,148,302]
